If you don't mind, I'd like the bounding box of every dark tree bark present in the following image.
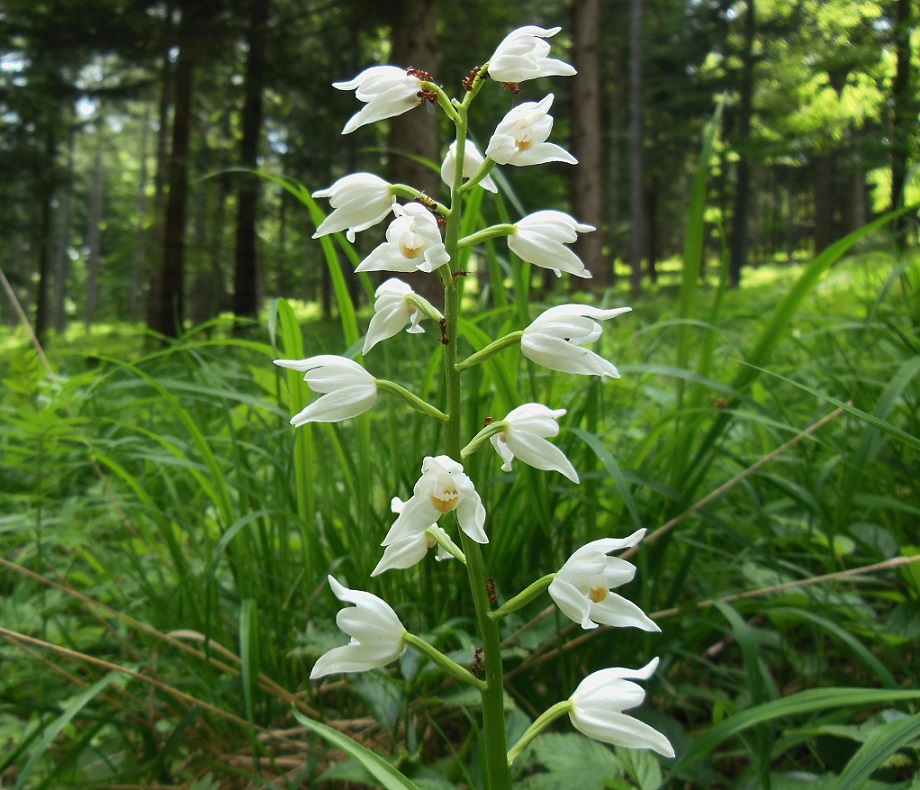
[728,0,755,287]
[889,0,913,244]
[386,0,440,303]
[84,137,104,329]
[570,0,605,285]
[628,0,644,297]
[53,126,76,334]
[232,0,269,322]
[34,122,57,344]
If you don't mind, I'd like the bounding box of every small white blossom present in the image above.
[522,304,632,377]
[310,576,407,678]
[356,203,450,274]
[485,94,576,167]
[312,173,396,242]
[274,355,376,426]
[382,456,487,549]
[549,533,659,631]
[569,658,675,758]
[334,66,424,135]
[490,403,578,483]
[440,139,498,193]
[363,279,426,354]
[488,26,576,83]
[508,211,594,278]
[372,497,453,576]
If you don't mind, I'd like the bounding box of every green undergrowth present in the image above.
[0,246,918,788]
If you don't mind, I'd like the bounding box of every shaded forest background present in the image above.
[1,0,917,342]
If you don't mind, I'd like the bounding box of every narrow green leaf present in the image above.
[671,688,920,773]
[13,673,117,790]
[836,712,920,790]
[292,708,420,790]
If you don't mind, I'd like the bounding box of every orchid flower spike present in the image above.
[549,533,659,631]
[334,65,426,134]
[485,94,576,167]
[356,203,450,274]
[312,173,396,242]
[490,403,579,483]
[487,26,576,83]
[509,211,594,278]
[569,658,675,758]
[274,355,376,425]
[310,576,407,678]
[522,304,632,377]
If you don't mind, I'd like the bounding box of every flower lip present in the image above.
[356,203,450,274]
[488,25,577,84]
[548,532,659,631]
[485,94,577,168]
[382,455,488,548]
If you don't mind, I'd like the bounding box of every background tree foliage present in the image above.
[1,0,916,336]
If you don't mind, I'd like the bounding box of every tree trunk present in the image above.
[386,0,440,304]
[570,0,605,285]
[811,153,836,254]
[84,137,104,329]
[34,123,57,345]
[233,0,269,322]
[628,0,644,297]
[889,0,913,244]
[130,109,151,323]
[151,4,198,337]
[53,127,75,334]
[728,0,755,287]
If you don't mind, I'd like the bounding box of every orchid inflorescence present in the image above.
[275,24,673,785]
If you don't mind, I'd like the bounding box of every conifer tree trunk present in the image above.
[889,0,913,244]
[53,127,75,334]
[628,0,644,297]
[84,138,104,329]
[570,0,605,284]
[729,0,755,287]
[233,0,269,321]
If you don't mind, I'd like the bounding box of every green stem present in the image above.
[455,331,523,372]
[389,183,449,216]
[458,224,515,249]
[506,700,573,765]
[461,420,508,459]
[459,157,498,193]
[404,633,486,691]
[376,379,448,422]
[443,101,512,790]
[490,574,555,620]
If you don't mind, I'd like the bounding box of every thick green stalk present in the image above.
[443,100,512,790]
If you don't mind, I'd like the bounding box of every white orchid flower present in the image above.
[356,203,450,274]
[490,403,579,483]
[508,211,594,278]
[334,65,424,135]
[569,658,675,758]
[382,456,488,549]
[521,304,632,377]
[312,173,396,242]
[485,94,576,167]
[549,533,659,631]
[363,279,427,354]
[274,355,376,426]
[372,497,454,576]
[310,576,407,678]
[440,139,498,193]
[487,26,576,84]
